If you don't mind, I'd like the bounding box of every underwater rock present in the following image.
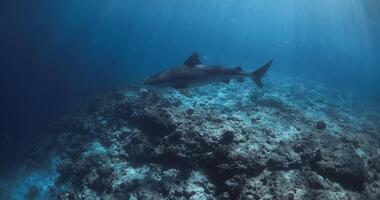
[239,170,307,200]
[56,192,76,200]
[220,130,235,145]
[186,108,194,115]
[57,147,115,195]
[316,120,327,130]
[299,133,369,191]
[126,105,176,137]
[313,146,367,191]
[15,78,380,199]
[306,172,326,190]
[368,155,380,174]
[266,146,302,171]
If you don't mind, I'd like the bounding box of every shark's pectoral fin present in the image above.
[184,52,201,67]
[178,89,192,98]
[173,84,192,97]
[221,79,230,84]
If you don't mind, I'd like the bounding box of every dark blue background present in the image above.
[1,0,380,171]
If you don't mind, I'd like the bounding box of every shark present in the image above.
[144,52,272,96]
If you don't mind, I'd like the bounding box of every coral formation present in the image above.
[4,76,380,199]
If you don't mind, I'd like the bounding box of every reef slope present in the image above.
[7,76,380,200]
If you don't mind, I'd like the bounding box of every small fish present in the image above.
[144,52,273,97]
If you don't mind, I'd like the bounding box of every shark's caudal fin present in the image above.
[252,59,273,87]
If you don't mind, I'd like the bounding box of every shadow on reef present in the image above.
[20,79,380,200]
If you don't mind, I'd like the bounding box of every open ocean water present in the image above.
[0,0,380,199]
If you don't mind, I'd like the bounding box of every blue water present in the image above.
[1,0,379,180]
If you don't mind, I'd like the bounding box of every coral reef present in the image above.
[4,76,380,199]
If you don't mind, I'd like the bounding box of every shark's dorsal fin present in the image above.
[184,52,201,67]
[233,66,243,72]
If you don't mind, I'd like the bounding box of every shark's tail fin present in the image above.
[252,59,273,87]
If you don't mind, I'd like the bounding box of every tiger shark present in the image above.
[144,52,272,96]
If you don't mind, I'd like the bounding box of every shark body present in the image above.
[144,53,272,95]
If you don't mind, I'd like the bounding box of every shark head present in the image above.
[144,52,201,87]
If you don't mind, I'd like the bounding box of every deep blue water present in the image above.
[1,0,380,171]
